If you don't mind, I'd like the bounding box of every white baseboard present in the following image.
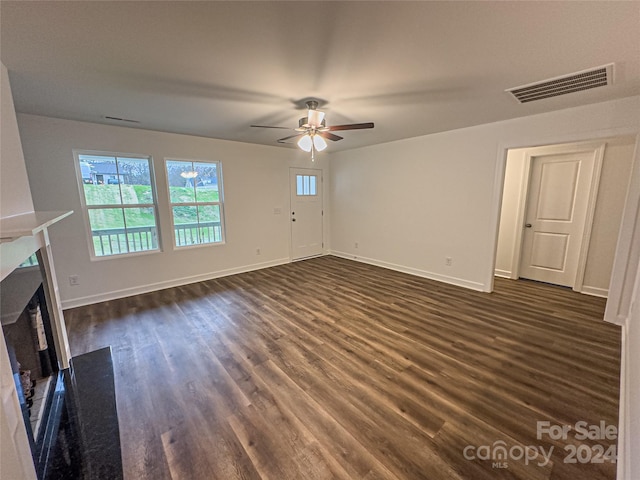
[329,251,486,292]
[494,269,512,279]
[61,257,291,309]
[580,285,609,298]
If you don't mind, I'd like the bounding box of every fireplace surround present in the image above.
[1,211,124,479]
[0,212,123,480]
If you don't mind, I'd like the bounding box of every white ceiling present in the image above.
[2,1,639,152]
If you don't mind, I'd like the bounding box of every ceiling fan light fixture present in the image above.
[313,134,327,151]
[297,134,313,152]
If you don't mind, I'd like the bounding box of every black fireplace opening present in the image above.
[2,257,56,433]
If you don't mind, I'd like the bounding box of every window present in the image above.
[166,159,224,247]
[75,152,159,258]
[296,174,317,196]
[19,253,39,268]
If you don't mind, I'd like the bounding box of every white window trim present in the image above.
[73,149,162,261]
[164,157,226,250]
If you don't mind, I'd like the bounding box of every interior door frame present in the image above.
[289,167,324,261]
[504,141,605,292]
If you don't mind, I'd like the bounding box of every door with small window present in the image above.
[290,168,323,260]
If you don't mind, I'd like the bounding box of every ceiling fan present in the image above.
[251,100,374,160]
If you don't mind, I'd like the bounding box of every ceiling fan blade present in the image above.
[277,133,305,143]
[327,122,374,131]
[251,125,292,129]
[318,131,343,142]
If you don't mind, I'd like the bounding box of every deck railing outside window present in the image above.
[92,221,222,255]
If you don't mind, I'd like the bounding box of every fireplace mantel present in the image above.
[0,210,73,241]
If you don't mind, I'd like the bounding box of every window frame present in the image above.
[164,157,226,250]
[73,149,162,261]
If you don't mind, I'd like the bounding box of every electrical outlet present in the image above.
[355,242,359,249]
[445,257,453,267]
[69,275,80,286]
[273,207,282,215]
[256,248,261,255]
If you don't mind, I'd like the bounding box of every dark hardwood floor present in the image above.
[65,256,621,480]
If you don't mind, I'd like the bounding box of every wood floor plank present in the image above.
[65,256,620,480]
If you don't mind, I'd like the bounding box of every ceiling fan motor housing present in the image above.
[298,117,326,130]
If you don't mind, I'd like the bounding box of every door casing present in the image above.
[505,142,605,292]
[289,167,324,261]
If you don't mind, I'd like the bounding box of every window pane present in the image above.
[198,205,222,243]
[297,175,303,195]
[117,157,153,205]
[303,175,310,195]
[18,254,39,268]
[173,206,199,246]
[310,175,317,195]
[80,155,122,205]
[194,162,219,202]
[123,207,158,252]
[167,160,196,203]
[88,208,127,256]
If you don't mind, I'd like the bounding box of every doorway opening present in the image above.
[495,136,636,297]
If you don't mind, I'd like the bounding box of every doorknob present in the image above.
[292,218,296,222]
[525,223,532,228]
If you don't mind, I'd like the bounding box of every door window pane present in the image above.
[296,174,318,196]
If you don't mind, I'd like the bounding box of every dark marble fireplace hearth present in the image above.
[39,346,123,479]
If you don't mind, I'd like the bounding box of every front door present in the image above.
[519,151,598,287]
[290,168,323,260]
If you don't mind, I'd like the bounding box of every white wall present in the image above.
[17,114,330,308]
[1,64,34,218]
[330,96,640,292]
[495,136,636,295]
[495,148,528,279]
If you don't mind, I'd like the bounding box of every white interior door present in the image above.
[519,151,598,287]
[290,168,323,260]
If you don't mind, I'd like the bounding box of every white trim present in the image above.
[493,269,512,279]
[163,157,226,250]
[60,257,290,309]
[489,126,640,297]
[617,321,628,480]
[72,149,162,260]
[330,251,486,292]
[605,134,640,325]
[495,140,607,291]
[573,143,606,292]
[289,167,324,261]
[508,153,532,280]
[579,285,609,298]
